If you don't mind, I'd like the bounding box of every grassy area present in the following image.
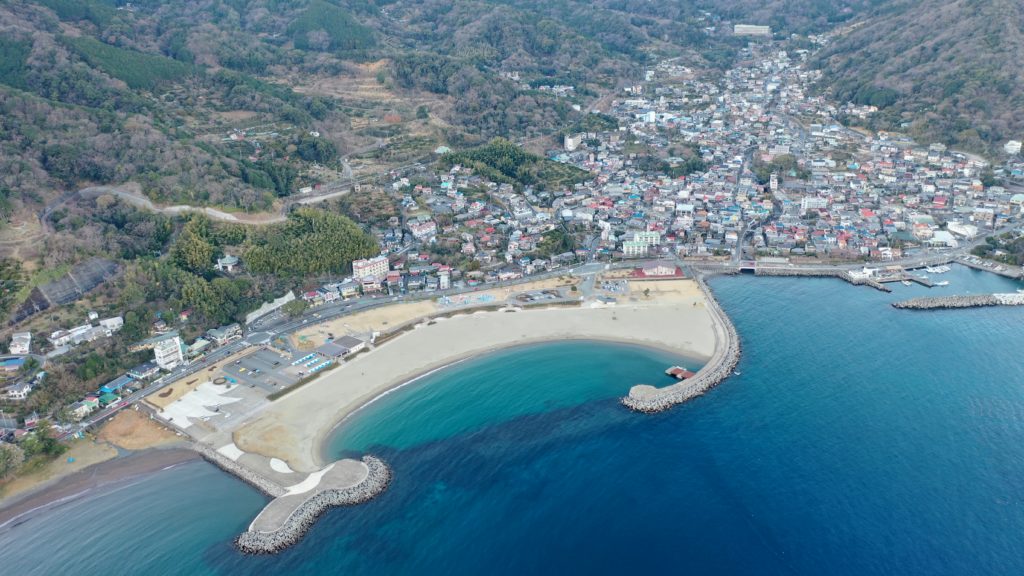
[13,263,71,304]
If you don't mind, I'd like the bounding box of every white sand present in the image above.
[234,283,717,473]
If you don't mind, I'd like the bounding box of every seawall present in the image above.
[755,267,891,292]
[621,276,741,413]
[235,456,391,555]
[892,293,1024,310]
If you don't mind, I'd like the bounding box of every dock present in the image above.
[665,366,696,380]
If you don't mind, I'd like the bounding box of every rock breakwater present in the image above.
[893,293,1024,310]
[621,276,741,413]
[235,456,391,555]
[193,444,284,498]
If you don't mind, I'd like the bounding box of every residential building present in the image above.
[154,336,185,370]
[352,255,390,282]
[9,332,30,355]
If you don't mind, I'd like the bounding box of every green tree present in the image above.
[282,299,308,318]
[20,421,66,459]
[171,226,215,274]
[0,442,24,480]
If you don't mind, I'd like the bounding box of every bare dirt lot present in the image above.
[97,409,183,451]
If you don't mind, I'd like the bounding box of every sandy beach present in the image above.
[235,279,717,472]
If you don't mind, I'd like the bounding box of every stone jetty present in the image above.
[193,443,285,498]
[892,293,1024,310]
[755,267,891,292]
[235,456,392,555]
[621,276,741,413]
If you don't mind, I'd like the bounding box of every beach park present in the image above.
[123,268,731,553]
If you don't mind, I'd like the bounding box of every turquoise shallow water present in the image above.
[2,265,1024,575]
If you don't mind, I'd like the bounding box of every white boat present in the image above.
[901,280,912,286]
[935,281,949,286]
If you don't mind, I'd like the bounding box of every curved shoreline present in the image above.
[319,337,707,463]
[234,296,718,473]
[307,331,712,469]
[621,276,741,412]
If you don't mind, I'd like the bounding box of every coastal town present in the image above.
[3,25,1024,553]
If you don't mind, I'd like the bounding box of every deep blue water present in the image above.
[3,265,1024,575]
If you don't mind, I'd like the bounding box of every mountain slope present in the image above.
[816,0,1024,152]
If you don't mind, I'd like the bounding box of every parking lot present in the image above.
[514,290,564,303]
[218,347,303,393]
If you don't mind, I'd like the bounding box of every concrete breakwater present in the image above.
[893,293,1024,310]
[193,444,285,498]
[621,276,741,413]
[755,267,891,292]
[235,456,391,555]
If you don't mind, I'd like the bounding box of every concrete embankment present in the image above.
[621,276,741,413]
[193,444,284,498]
[755,267,891,292]
[893,293,1024,310]
[235,456,391,555]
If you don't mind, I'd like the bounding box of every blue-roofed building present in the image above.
[100,374,133,395]
[0,357,26,374]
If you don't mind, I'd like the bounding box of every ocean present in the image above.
[3,265,1024,575]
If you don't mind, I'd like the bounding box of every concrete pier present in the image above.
[893,293,1024,310]
[621,276,741,413]
[754,267,891,292]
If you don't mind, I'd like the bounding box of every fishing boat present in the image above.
[901,280,913,286]
[936,281,949,286]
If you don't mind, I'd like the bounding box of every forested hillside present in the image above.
[815,0,1024,152]
[0,0,745,225]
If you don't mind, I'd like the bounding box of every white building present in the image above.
[622,240,650,258]
[734,24,772,37]
[4,382,31,401]
[564,133,583,152]
[352,255,390,282]
[1005,140,1022,155]
[153,336,185,370]
[800,196,828,214]
[632,231,661,247]
[99,317,124,333]
[408,220,438,241]
[9,332,31,355]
